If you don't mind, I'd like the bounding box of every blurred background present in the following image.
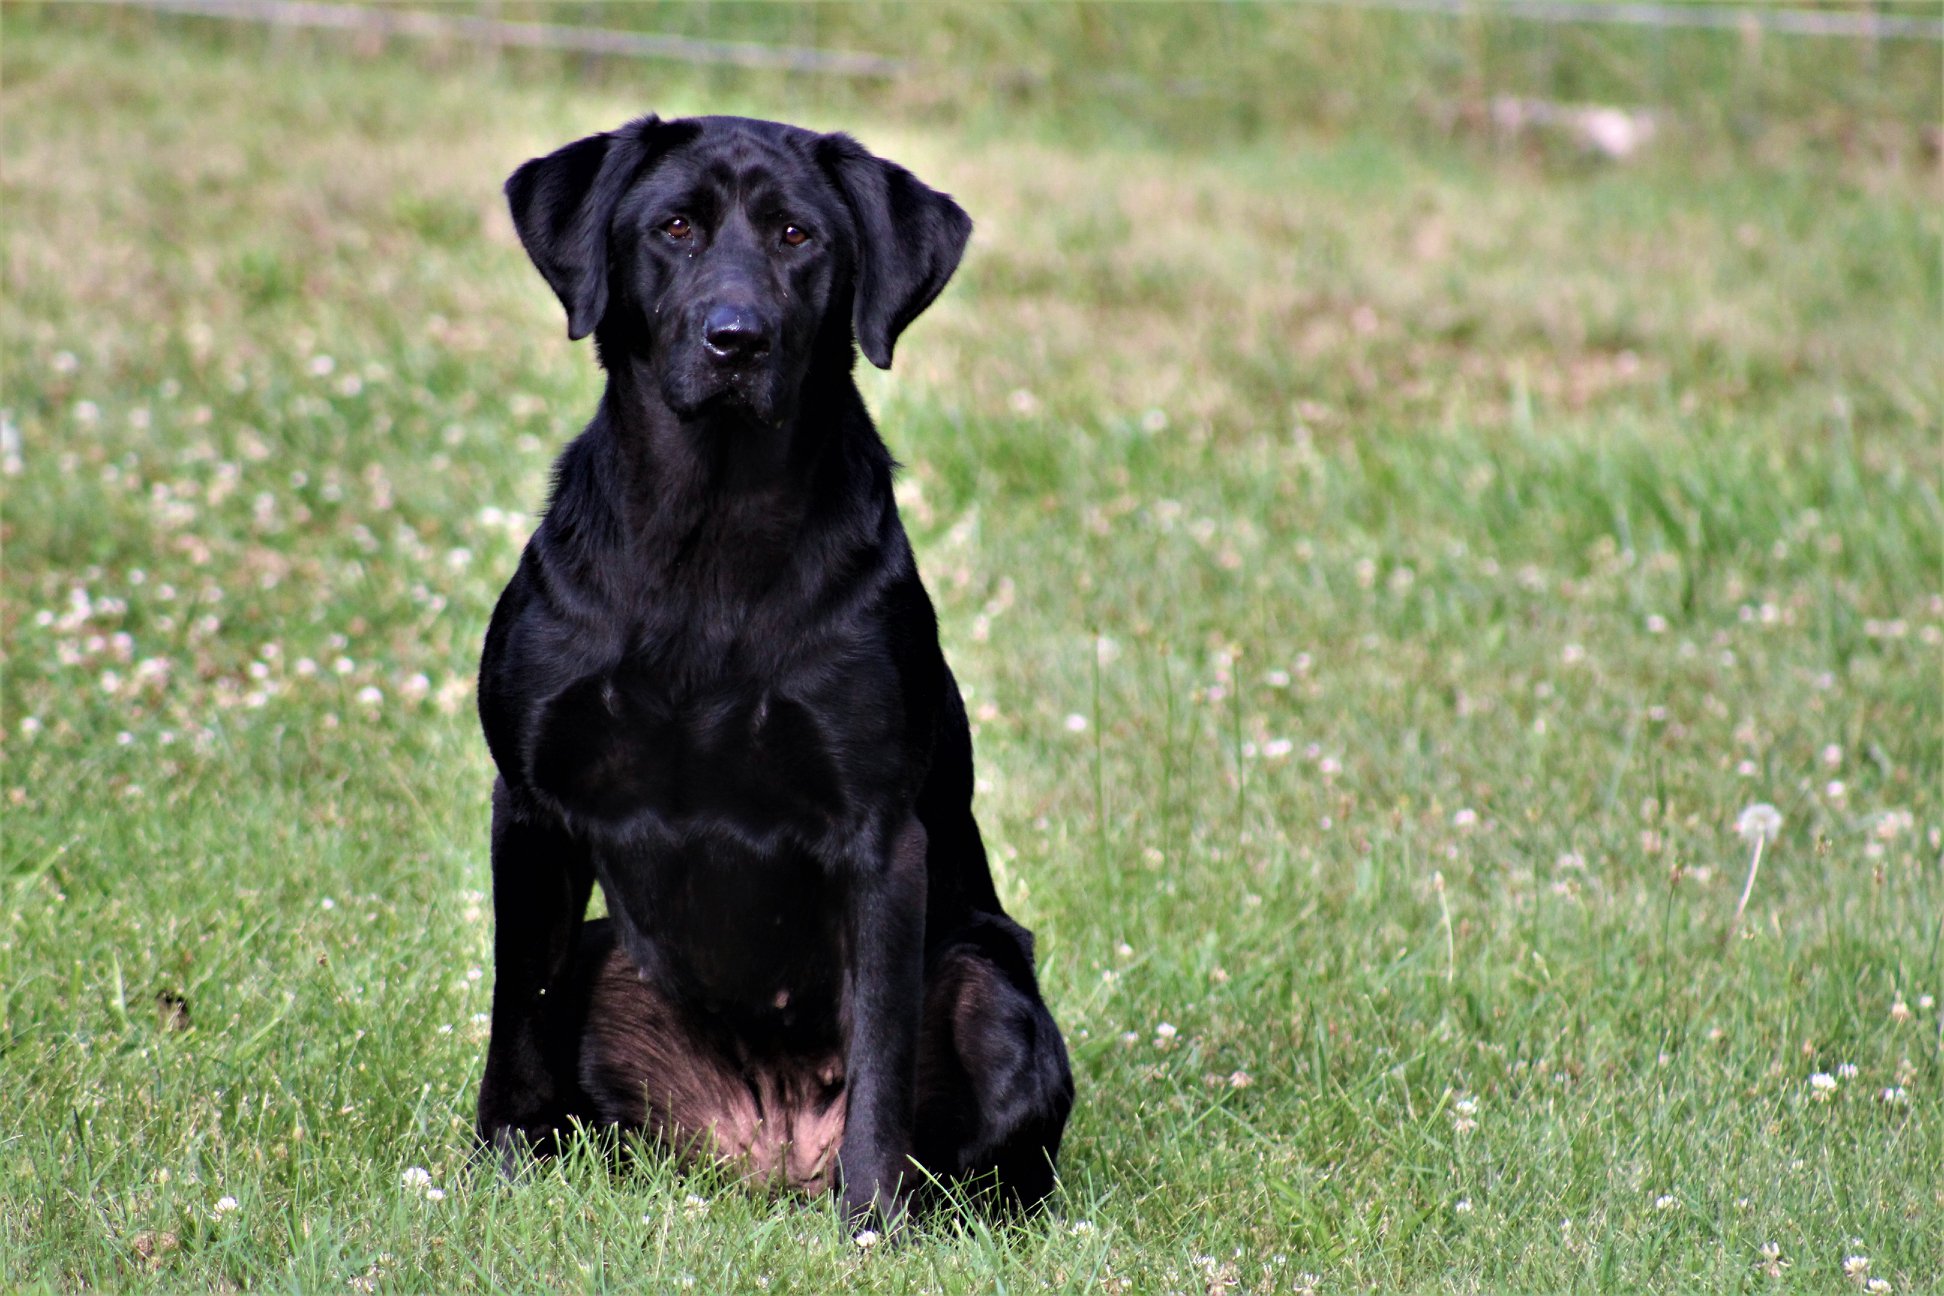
[2,4,1940,1291]
[42,0,1944,156]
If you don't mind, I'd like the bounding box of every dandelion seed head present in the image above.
[1735,803,1783,844]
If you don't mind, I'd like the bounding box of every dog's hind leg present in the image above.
[913,912,1075,1211]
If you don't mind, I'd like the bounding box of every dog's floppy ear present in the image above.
[818,134,972,370]
[505,116,684,341]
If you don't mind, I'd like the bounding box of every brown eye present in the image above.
[782,225,809,247]
[663,217,691,239]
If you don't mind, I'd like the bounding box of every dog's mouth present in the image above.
[662,364,787,428]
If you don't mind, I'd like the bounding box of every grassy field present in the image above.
[2,6,1940,1292]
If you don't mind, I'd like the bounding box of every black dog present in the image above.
[473,115,1074,1225]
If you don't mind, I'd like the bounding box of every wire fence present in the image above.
[120,0,910,77]
[119,0,1944,82]
[1313,0,1941,41]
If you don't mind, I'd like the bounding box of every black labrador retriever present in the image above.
[473,114,1074,1226]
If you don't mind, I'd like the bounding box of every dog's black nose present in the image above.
[702,305,769,362]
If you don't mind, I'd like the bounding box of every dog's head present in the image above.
[506,115,971,427]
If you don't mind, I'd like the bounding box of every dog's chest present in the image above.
[526,649,898,835]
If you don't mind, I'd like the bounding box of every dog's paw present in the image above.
[840,1183,911,1243]
[470,1122,551,1181]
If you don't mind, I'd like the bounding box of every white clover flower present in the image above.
[212,1195,239,1217]
[1874,810,1914,841]
[1228,1070,1252,1089]
[1452,808,1478,829]
[1735,804,1783,844]
[401,1166,432,1190]
[1810,1072,1837,1100]
[853,1229,881,1249]
[1154,1021,1178,1042]
[1453,1199,1473,1214]
[1836,1062,1858,1079]
[1064,713,1088,733]
[1654,1194,1676,1211]
[1843,1255,1871,1280]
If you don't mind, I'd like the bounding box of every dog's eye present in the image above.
[663,217,692,239]
[782,225,809,247]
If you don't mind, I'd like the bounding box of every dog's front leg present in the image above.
[837,816,929,1229]
[476,777,594,1171]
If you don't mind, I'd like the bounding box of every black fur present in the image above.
[473,115,1073,1226]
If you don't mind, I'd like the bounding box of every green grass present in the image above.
[3,8,1940,1293]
